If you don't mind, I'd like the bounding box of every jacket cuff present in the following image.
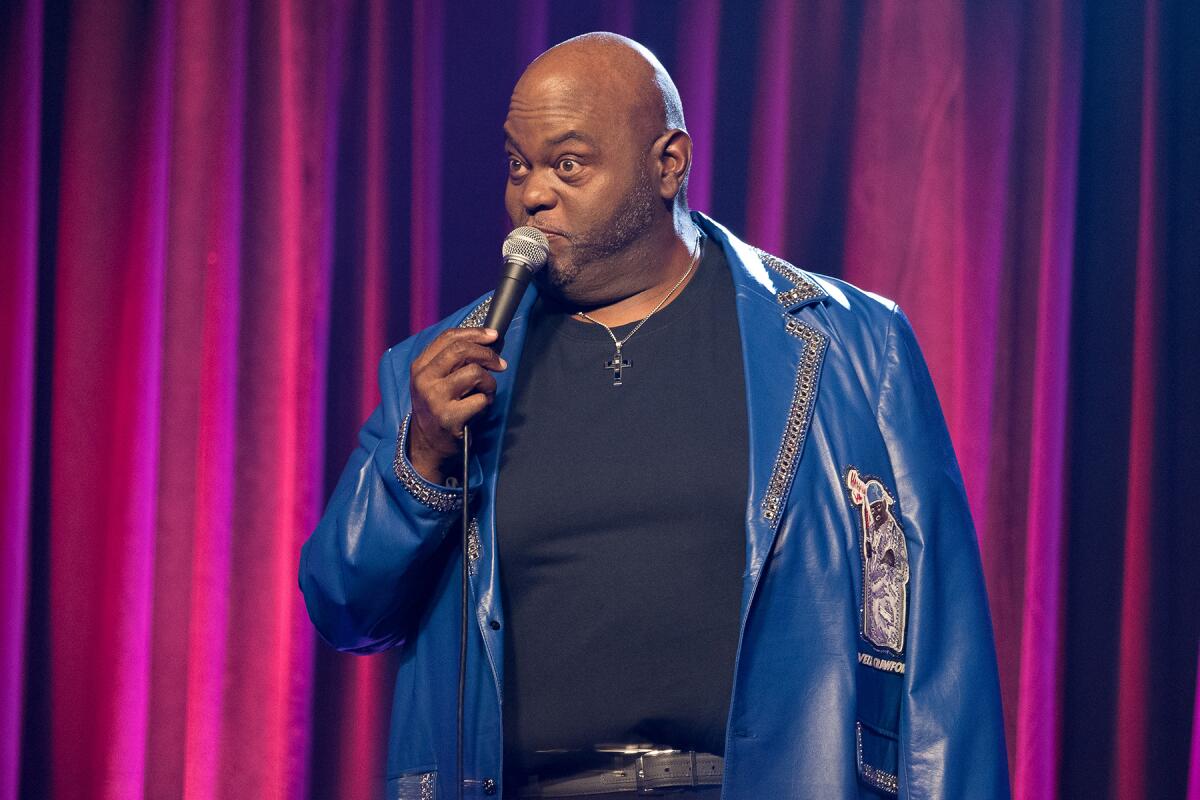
[392,412,471,513]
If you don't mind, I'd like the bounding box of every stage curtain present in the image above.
[2,1,1197,798]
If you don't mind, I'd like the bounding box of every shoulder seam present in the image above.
[872,304,900,420]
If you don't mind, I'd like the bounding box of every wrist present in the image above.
[408,450,446,485]
[407,423,459,485]
[392,413,466,514]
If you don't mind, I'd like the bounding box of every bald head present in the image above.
[515,32,686,151]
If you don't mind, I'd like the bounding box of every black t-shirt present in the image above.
[495,238,749,780]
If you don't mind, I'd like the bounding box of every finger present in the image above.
[441,393,493,437]
[442,364,499,400]
[423,339,506,379]
[411,327,499,374]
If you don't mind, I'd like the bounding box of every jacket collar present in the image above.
[692,211,829,314]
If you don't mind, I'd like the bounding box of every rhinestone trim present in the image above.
[461,295,493,328]
[387,770,437,800]
[760,318,828,522]
[393,413,464,513]
[754,248,825,306]
[856,722,899,795]
[466,517,480,573]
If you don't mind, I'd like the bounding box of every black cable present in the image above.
[457,425,470,800]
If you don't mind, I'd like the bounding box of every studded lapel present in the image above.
[695,216,831,604]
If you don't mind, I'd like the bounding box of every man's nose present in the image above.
[520,169,557,215]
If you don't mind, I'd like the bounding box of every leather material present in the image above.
[299,212,1011,799]
[516,752,724,797]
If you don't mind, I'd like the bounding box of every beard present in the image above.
[540,167,659,295]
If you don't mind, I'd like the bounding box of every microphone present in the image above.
[482,226,550,347]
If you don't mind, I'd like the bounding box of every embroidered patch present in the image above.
[857,651,905,674]
[846,469,909,654]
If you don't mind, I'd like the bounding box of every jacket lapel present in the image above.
[457,286,539,695]
[696,215,831,606]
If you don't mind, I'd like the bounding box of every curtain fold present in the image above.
[145,0,246,795]
[2,2,1197,798]
[0,3,42,800]
[1010,5,1081,798]
[47,1,175,794]
[1115,2,1161,796]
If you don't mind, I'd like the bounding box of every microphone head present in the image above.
[502,226,550,272]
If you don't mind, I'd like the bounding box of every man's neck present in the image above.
[570,219,701,327]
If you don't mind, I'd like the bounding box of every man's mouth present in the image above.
[529,223,569,240]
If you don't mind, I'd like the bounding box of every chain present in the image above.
[575,238,702,348]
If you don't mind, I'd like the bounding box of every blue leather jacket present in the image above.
[299,214,1010,799]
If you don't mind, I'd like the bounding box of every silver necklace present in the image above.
[575,239,702,386]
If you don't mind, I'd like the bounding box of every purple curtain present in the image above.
[2,1,1198,798]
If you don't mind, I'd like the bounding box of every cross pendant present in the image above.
[604,346,631,386]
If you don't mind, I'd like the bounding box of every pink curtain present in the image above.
[1,0,42,795]
[4,0,344,796]
[3,1,1198,798]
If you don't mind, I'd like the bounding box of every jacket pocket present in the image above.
[856,721,898,796]
[386,769,436,800]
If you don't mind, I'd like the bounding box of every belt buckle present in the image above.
[635,754,675,795]
[635,752,692,796]
[635,754,649,795]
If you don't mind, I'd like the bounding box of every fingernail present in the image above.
[483,328,498,339]
[499,357,508,369]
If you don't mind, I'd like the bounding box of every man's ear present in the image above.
[654,129,692,202]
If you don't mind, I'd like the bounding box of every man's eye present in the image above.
[507,158,526,174]
[557,159,578,174]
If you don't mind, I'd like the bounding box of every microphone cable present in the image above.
[456,226,547,800]
[458,425,470,800]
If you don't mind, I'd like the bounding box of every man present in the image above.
[300,33,1010,799]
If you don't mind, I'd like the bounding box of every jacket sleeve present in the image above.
[298,342,481,654]
[874,306,1011,799]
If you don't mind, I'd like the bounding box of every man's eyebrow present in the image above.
[545,130,596,147]
[502,128,596,152]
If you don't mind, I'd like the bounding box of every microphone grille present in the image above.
[502,226,550,271]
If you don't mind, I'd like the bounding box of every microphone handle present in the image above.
[482,258,533,349]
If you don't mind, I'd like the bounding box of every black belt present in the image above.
[516,751,724,797]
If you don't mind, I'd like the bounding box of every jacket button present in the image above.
[489,620,501,630]
[482,777,497,794]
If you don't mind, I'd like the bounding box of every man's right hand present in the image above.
[407,327,507,485]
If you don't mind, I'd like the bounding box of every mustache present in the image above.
[527,222,572,240]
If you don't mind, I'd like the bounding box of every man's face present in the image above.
[503,73,659,296]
